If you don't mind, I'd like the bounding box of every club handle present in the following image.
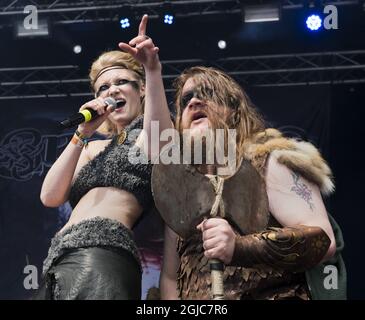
[209,258,224,300]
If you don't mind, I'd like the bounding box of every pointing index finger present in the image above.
[138,14,148,36]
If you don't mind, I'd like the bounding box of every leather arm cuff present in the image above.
[229,225,331,272]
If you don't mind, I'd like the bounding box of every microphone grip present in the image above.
[60,98,117,129]
[60,108,99,128]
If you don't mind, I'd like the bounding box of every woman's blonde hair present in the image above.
[173,66,265,163]
[89,50,145,137]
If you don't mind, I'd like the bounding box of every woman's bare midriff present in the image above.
[58,187,143,234]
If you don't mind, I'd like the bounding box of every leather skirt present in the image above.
[33,246,141,300]
[33,217,142,300]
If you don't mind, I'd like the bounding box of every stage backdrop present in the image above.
[0,84,333,299]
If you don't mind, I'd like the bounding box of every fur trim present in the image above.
[244,129,335,196]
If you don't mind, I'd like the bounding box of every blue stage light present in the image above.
[306,14,322,31]
[164,14,174,25]
[120,18,130,29]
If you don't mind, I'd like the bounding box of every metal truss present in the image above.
[0,0,361,25]
[1,50,364,99]
[282,0,361,9]
[0,65,91,99]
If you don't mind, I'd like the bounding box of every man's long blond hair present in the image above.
[173,66,265,162]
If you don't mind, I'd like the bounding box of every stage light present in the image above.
[16,19,49,37]
[218,40,226,50]
[243,3,280,23]
[73,45,82,54]
[306,14,322,31]
[120,18,130,29]
[164,14,174,25]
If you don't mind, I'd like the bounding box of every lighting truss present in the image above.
[1,50,364,99]
[0,1,360,25]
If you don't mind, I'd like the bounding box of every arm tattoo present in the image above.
[290,172,315,211]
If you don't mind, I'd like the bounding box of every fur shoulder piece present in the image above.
[243,128,335,196]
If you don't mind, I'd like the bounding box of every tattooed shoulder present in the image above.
[290,172,315,211]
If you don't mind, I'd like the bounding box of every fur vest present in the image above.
[177,128,335,300]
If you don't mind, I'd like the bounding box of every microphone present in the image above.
[60,97,120,128]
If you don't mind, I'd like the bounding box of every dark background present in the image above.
[0,1,364,299]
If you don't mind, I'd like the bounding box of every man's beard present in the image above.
[181,128,215,165]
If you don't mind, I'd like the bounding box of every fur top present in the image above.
[68,115,153,209]
[243,128,335,196]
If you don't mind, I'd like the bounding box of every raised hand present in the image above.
[118,14,160,72]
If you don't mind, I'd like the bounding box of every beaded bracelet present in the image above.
[76,130,89,145]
